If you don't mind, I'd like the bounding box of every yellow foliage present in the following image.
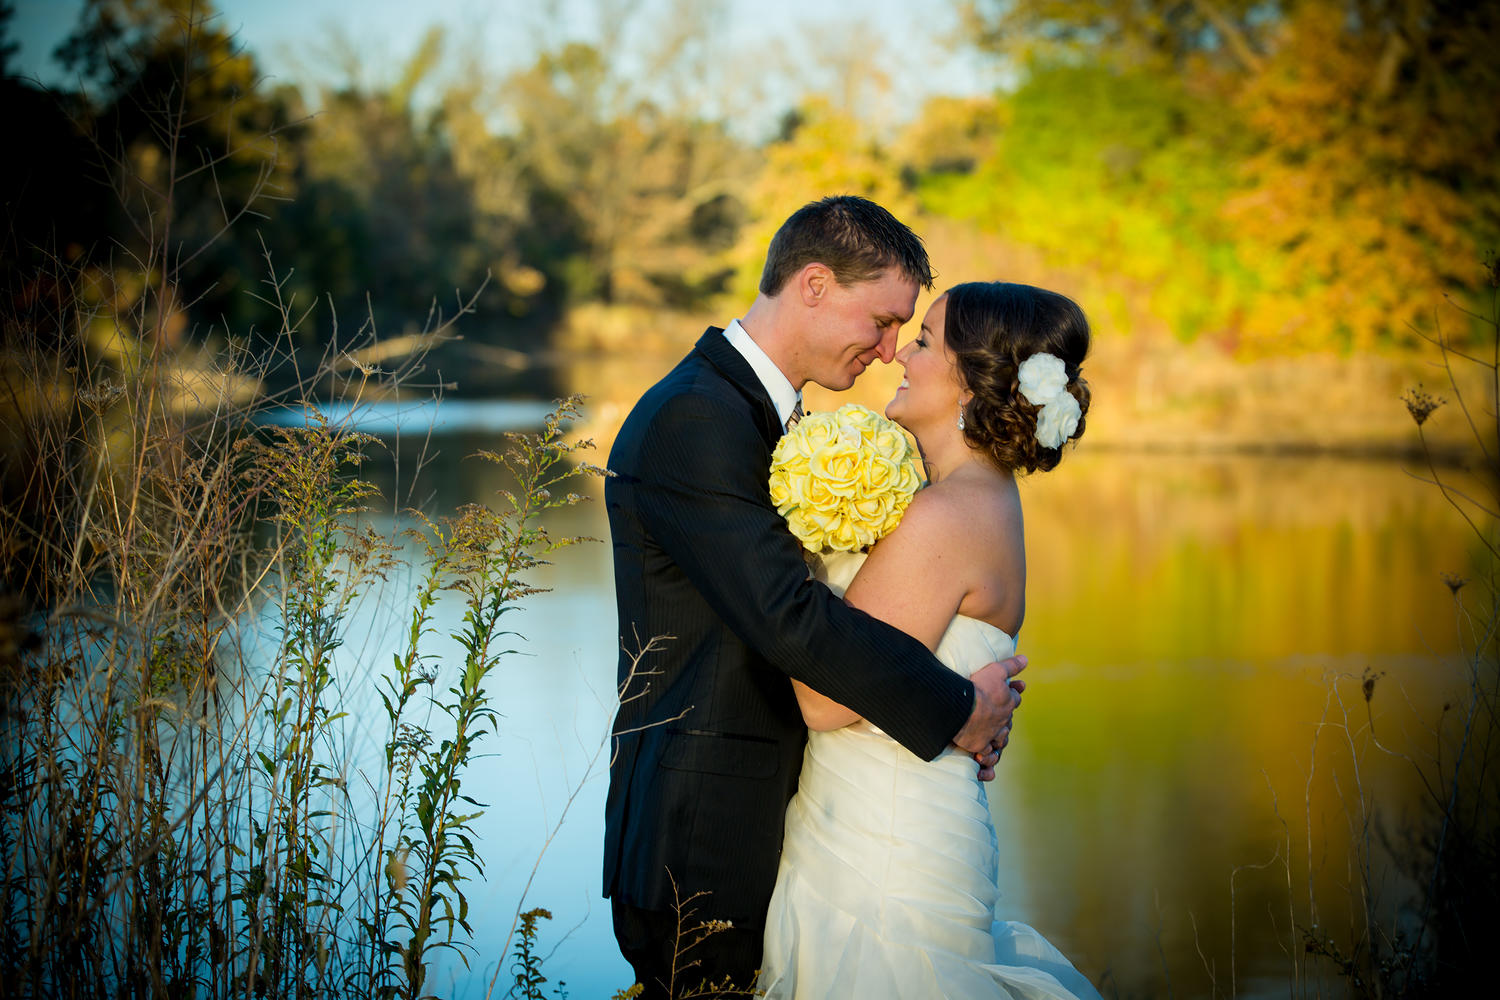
[1224,3,1494,352]
[893,96,1010,176]
[953,0,1499,355]
[725,98,919,306]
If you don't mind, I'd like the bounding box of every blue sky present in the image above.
[11,0,1004,138]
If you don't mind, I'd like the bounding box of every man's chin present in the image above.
[810,373,859,392]
[840,361,873,387]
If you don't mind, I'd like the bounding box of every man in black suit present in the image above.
[603,196,1025,998]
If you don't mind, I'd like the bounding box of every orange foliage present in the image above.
[1224,3,1495,352]
[957,0,1500,355]
[725,98,919,304]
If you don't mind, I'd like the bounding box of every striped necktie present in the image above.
[785,400,804,433]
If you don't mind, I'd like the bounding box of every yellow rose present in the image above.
[827,515,863,552]
[850,495,886,522]
[896,462,922,494]
[873,426,908,459]
[838,402,878,429]
[785,507,822,550]
[769,470,793,511]
[808,441,862,497]
[862,454,897,492]
[804,475,841,511]
[798,414,839,452]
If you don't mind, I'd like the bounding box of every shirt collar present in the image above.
[721,319,801,428]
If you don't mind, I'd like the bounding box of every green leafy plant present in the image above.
[376,400,600,999]
[0,9,606,996]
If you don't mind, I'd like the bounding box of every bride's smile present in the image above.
[886,293,968,464]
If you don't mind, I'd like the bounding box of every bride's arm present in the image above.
[791,679,862,730]
[792,491,972,730]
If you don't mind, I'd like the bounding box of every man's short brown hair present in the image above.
[759,195,935,296]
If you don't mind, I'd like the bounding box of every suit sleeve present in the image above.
[632,390,974,761]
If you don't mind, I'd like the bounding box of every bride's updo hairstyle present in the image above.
[945,282,1091,475]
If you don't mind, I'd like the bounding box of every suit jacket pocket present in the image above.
[659,728,781,780]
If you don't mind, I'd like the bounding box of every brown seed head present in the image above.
[1402,385,1444,427]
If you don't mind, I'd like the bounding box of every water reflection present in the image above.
[997,453,1479,996]
[341,409,1480,999]
[258,397,561,435]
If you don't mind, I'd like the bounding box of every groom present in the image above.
[603,196,1025,998]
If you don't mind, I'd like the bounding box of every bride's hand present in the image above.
[973,737,1004,781]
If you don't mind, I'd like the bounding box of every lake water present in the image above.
[321,394,1485,999]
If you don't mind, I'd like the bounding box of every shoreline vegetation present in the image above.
[551,307,1493,463]
[3,288,1486,462]
[3,0,1496,996]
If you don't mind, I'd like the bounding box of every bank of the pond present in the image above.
[542,331,1484,462]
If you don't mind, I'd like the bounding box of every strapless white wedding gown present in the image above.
[759,552,1102,1000]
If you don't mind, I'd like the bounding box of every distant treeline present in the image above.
[3,0,1496,377]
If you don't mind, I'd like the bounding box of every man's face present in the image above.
[799,267,920,391]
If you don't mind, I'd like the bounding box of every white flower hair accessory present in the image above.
[1016,353,1081,449]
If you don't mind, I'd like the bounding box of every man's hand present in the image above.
[953,656,1027,780]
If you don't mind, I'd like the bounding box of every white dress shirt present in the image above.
[721,319,801,430]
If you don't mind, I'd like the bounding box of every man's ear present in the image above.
[798,263,831,307]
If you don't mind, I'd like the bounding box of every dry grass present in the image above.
[0,251,601,996]
[0,11,603,996]
[1207,267,1500,998]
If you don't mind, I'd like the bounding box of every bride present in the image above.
[759,281,1103,1000]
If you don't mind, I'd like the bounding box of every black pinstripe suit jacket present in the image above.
[602,328,976,925]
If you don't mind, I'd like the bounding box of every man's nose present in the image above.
[875,326,899,364]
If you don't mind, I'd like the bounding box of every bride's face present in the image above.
[886,294,964,434]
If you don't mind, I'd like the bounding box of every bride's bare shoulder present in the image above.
[872,486,954,555]
[905,472,1020,534]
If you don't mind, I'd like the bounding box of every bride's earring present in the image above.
[956,401,967,432]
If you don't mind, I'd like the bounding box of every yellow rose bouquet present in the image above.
[769,403,924,554]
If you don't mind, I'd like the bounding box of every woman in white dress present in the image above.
[759,281,1103,1000]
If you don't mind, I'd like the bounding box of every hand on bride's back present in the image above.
[955,655,1026,780]
[977,657,1026,705]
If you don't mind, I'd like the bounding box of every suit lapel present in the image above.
[694,327,784,447]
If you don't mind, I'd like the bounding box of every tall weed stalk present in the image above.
[0,8,602,998]
[376,403,599,999]
[0,300,600,1000]
[1223,259,1500,998]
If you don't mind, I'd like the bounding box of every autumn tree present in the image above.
[52,0,301,345]
[958,0,1500,351]
[723,19,919,309]
[499,39,748,310]
[267,28,497,347]
[1224,0,1500,351]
